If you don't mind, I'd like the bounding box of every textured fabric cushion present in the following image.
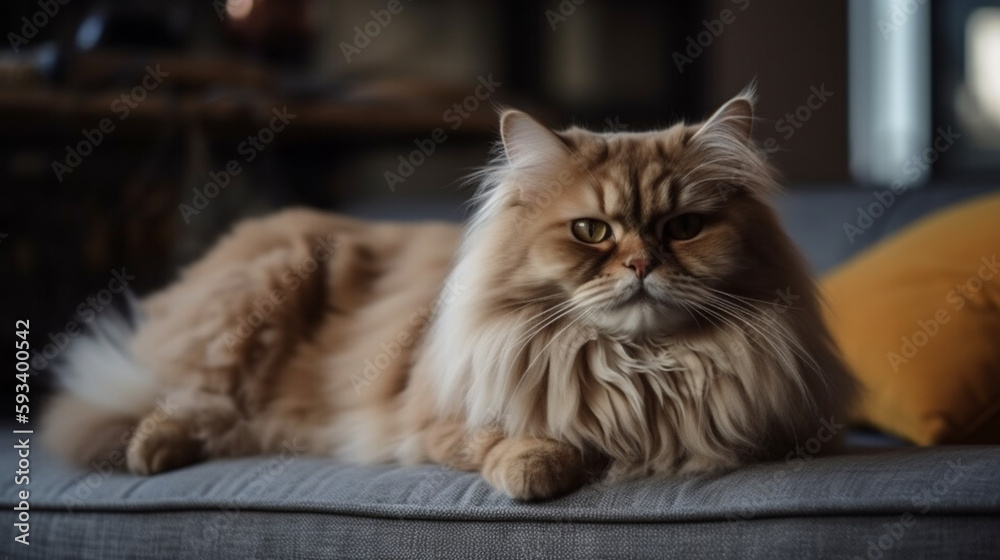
[3,444,999,559]
[821,192,1000,444]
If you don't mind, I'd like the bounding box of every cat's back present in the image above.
[166,208,461,287]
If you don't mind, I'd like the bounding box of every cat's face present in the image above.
[488,94,784,338]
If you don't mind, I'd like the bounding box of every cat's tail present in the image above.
[41,301,159,468]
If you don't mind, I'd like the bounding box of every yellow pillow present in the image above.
[822,192,1000,444]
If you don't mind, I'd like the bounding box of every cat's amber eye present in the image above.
[664,214,704,241]
[571,219,611,243]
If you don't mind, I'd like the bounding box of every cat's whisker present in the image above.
[512,284,609,338]
[499,293,562,310]
[695,283,803,311]
[504,293,600,361]
[512,305,580,348]
[674,299,705,331]
[669,280,813,359]
[691,295,821,412]
[696,293,813,365]
[505,296,575,323]
[498,297,602,420]
[689,301,817,413]
[519,287,611,348]
[699,292,823,378]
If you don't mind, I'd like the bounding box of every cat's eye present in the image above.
[664,214,704,241]
[571,219,611,243]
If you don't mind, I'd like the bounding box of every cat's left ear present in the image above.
[690,88,755,145]
[499,110,569,170]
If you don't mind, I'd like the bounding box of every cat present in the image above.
[42,88,856,501]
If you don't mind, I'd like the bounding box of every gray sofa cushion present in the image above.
[3,444,1000,559]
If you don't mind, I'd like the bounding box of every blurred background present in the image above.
[2,0,999,398]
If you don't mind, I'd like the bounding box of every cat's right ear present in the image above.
[689,86,756,146]
[500,110,568,170]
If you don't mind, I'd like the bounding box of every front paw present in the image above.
[482,438,587,501]
[126,418,203,475]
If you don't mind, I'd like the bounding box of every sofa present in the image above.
[4,184,1000,559]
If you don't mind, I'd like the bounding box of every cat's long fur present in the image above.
[42,90,856,500]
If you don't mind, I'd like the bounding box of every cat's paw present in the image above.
[482,438,587,501]
[126,418,203,475]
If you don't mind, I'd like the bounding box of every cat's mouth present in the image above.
[590,283,692,336]
[611,283,662,308]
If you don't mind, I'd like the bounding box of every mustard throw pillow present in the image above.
[822,192,1000,444]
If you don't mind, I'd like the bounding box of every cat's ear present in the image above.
[500,110,568,170]
[690,87,755,145]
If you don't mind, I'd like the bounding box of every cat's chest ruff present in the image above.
[574,334,721,381]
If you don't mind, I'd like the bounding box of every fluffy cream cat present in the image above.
[42,90,856,500]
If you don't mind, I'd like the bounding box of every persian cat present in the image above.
[43,90,856,500]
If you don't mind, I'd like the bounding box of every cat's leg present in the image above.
[125,390,258,474]
[125,387,290,475]
[126,241,325,474]
[424,421,591,501]
[126,418,201,475]
[482,437,591,501]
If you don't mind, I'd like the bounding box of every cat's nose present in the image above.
[625,257,654,279]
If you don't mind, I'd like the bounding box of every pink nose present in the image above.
[626,257,652,279]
